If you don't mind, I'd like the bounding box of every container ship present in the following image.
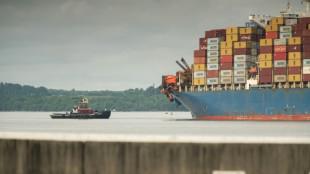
[161,0,310,120]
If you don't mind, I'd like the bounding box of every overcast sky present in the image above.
[0,0,305,90]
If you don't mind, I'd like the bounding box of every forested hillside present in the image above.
[0,82,186,111]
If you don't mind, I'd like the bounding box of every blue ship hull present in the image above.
[172,88,310,120]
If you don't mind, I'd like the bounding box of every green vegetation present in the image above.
[0,82,186,111]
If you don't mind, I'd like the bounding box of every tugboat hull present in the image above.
[50,110,111,119]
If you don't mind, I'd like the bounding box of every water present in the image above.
[0,112,310,138]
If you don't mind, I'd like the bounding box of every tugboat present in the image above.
[50,98,111,119]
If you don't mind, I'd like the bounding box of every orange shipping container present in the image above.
[221,49,233,56]
[194,57,207,64]
[226,34,239,42]
[288,37,302,45]
[259,53,273,61]
[266,24,280,32]
[288,52,302,60]
[288,60,301,67]
[274,45,287,53]
[271,17,286,25]
[221,41,234,49]
[260,39,273,46]
[226,27,240,35]
[288,74,301,82]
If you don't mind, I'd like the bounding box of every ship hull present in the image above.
[172,88,310,120]
[50,110,111,119]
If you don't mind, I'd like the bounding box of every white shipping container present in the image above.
[220,70,232,77]
[207,51,220,58]
[207,44,220,51]
[220,77,232,84]
[280,26,293,33]
[234,62,252,69]
[280,33,293,39]
[285,19,298,26]
[233,76,246,84]
[207,63,219,70]
[207,78,219,85]
[207,57,219,64]
[303,59,310,66]
[194,71,205,78]
[234,69,246,76]
[274,75,286,82]
[274,60,287,68]
[251,49,257,56]
[234,55,252,62]
[207,38,224,45]
[303,66,310,74]
[274,38,288,46]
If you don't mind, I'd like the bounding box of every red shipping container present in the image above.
[199,38,208,50]
[207,70,218,78]
[234,48,251,55]
[266,32,279,39]
[260,46,273,53]
[273,67,287,75]
[303,30,310,37]
[288,45,302,52]
[220,63,233,70]
[274,45,287,53]
[200,45,208,50]
[303,74,310,81]
[220,55,233,63]
[300,17,310,24]
[303,36,310,44]
[303,51,310,59]
[294,23,307,31]
[259,68,272,76]
[259,75,272,83]
[194,57,207,64]
[294,31,303,37]
[239,34,257,42]
[205,29,226,38]
[274,53,287,60]
[303,44,310,51]
[288,67,301,74]
[194,50,207,57]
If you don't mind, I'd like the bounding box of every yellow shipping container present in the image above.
[226,34,239,42]
[288,52,302,60]
[265,24,280,32]
[240,27,257,34]
[226,27,240,35]
[260,39,273,46]
[288,60,301,67]
[193,78,206,86]
[271,17,285,25]
[259,53,273,61]
[288,37,302,45]
[234,41,252,49]
[288,74,301,82]
[220,48,233,56]
[259,61,273,68]
[220,41,234,49]
[194,64,205,71]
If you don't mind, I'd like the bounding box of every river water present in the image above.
[0,112,310,138]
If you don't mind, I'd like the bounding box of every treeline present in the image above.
[0,82,186,111]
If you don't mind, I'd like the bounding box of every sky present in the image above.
[0,0,305,91]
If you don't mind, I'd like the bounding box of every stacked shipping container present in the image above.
[301,18,310,81]
[192,17,310,89]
